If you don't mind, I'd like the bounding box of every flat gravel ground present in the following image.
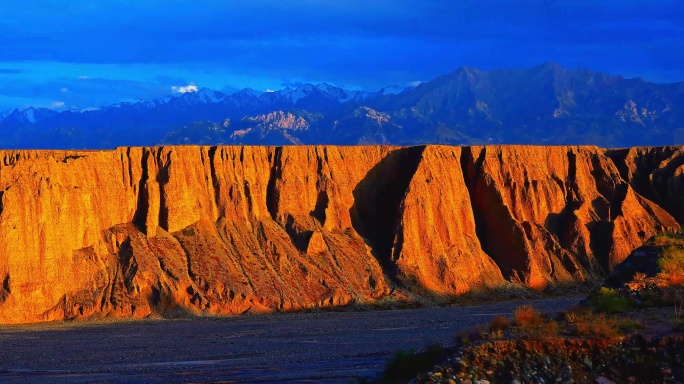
[0,296,580,383]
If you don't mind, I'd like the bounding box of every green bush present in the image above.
[648,230,684,246]
[658,247,684,275]
[589,287,631,313]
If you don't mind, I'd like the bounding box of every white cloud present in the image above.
[50,101,65,108]
[265,89,275,93]
[60,87,68,92]
[409,80,425,87]
[172,83,198,93]
[78,76,89,79]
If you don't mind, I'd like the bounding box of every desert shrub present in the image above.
[659,247,684,274]
[572,312,620,339]
[634,271,647,281]
[518,319,559,340]
[589,287,631,313]
[513,305,559,339]
[514,305,544,327]
[380,343,447,382]
[489,316,509,331]
[565,311,582,324]
[657,247,684,285]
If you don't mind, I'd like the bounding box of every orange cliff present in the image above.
[0,145,681,324]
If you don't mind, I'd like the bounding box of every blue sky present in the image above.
[0,0,682,111]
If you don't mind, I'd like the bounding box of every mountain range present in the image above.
[2,63,684,149]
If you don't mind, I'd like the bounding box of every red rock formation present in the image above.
[0,145,680,324]
[392,146,505,296]
[462,146,678,289]
[608,146,684,225]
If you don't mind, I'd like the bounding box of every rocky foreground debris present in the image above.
[386,232,684,384]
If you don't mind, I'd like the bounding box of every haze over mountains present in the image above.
[2,63,683,149]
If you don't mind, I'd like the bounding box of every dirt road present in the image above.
[0,297,580,383]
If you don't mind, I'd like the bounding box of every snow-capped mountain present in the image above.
[0,82,406,148]
[370,85,409,97]
[4,63,681,149]
[2,107,58,125]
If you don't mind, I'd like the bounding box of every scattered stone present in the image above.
[595,376,615,384]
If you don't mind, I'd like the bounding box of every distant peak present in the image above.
[238,87,264,96]
[196,87,215,95]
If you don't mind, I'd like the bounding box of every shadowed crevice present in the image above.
[588,221,614,273]
[460,146,532,283]
[461,146,489,253]
[0,274,10,304]
[311,190,329,226]
[208,146,222,215]
[350,146,426,281]
[545,150,582,249]
[607,147,684,225]
[266,147,283,221]
[132,150,151,233]
[156,150,172,231]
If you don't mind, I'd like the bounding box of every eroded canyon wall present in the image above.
[0,145,681,323]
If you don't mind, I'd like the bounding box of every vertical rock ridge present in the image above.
[391,146,504,296]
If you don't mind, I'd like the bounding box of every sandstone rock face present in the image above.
[462,146,678,289]
[392,146,504,296]
[608,146,684,225]
[0,145,680,323]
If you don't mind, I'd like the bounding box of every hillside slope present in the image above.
[0,145,681,323]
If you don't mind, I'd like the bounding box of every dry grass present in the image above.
[667,272,684,286]
[634,271,647,281]
[570,311,621,339]
[488,316,509,331]
[658,247,684,277]
[564,310,582,325]
[514,305,544,327]
[517,320,559,340]
[514,305,559,339]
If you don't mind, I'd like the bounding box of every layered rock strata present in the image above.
[0,145,680,323]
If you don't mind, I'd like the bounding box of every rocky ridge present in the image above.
[0,145,682,324]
